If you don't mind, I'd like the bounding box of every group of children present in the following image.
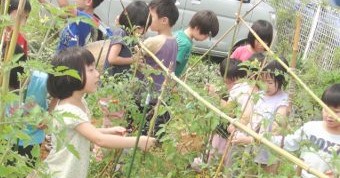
[3,0,339,177]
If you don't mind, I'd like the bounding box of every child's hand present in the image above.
[108,126,127,136]
[324,170,334,178]
[227,124,236,133]
[205,83,217,95]
[138,136,156,151]
[231,136,254,145]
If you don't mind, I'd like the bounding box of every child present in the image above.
[230,20,273,62]
[206,58,258,167]
[5,0,31,55]
[103,1,151,76]
[174,10,219,76]
[232,58,289,174]
[134,0,178,136]
[44,47,155,177]
[139,0,179,91]
[53,0,112,52]
[271,83,340,178]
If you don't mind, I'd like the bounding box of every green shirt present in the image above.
[174,30,193,76]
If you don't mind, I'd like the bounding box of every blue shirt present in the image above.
[57,10,113,52]
[19,71,48,146]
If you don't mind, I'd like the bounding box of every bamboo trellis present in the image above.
[139,41,328,178]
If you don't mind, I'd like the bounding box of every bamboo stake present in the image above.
[182,0,265,78]
[213,131,235,178]
[239,17,340,122]
[0,0,26,122]
[288,13,301,115]
[139,41,328,178]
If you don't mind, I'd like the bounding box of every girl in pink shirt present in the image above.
[231,20,273,62]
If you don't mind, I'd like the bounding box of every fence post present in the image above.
[302,3,321,62]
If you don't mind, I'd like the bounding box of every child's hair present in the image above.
[248,20,273,49]
[220,58,246,81]
[321,83,340,108]
[47,47,95,100]
[118,1,151,32]
[92,0,104,9]
[149,0,179,27]
[6,45,27,89]
[8,0,31,14]
[262,57,288,89]
[189,10,219,37]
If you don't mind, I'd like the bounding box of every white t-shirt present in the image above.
[44,102,91,178]
[272,121,340,178]
[229,82,254,110]
[250,90,289,164]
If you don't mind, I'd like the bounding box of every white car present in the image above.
[94,0,276,58]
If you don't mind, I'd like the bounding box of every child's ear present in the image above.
[86,0,93,7]
[161,17,169,25]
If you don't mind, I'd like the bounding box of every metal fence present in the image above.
[271,0,340,70]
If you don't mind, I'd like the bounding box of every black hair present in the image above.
[220,58,246,81]
[92,0,104,9]
[5,45,27,90]
[149,0,179,27]
[248,20,273,49]
[262,57,288,89]
[47,47,95,100]
[189,10,219,37]
[119,1,151,33]
[8,0,31,14]
[321,83,340,108]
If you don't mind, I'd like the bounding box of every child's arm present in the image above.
[107,44,134,65]
[271,126,304,151]
[75,122,155,151]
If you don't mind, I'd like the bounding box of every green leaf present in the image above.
[66,144,80,159]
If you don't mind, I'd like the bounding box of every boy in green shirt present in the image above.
[174,10,219,76]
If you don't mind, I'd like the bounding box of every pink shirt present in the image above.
[230,45,253,62]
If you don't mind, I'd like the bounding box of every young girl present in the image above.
[44,47,155,177]
[232,58,289,174]
[230,20,273,62]
[103,1,151,76]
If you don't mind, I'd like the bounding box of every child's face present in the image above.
[254,39,267,53]
[83,63,100,93]
[224,78,236,91]
[192,27,209,41]
[322,106,340,129]
[149,8,167,32]
[75,0,90,11]
[10,10,29,26]
[262,74,278,96]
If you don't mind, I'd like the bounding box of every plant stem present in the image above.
[126,88,151,178]
[146,63,172,138]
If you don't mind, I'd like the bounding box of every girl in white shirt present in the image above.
[43,47,155,178]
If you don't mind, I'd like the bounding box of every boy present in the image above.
[137,0,179,136]
[270,83,340,178]
[174,10,219,76]
[48,0,111,52]
[140,0,179,91]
